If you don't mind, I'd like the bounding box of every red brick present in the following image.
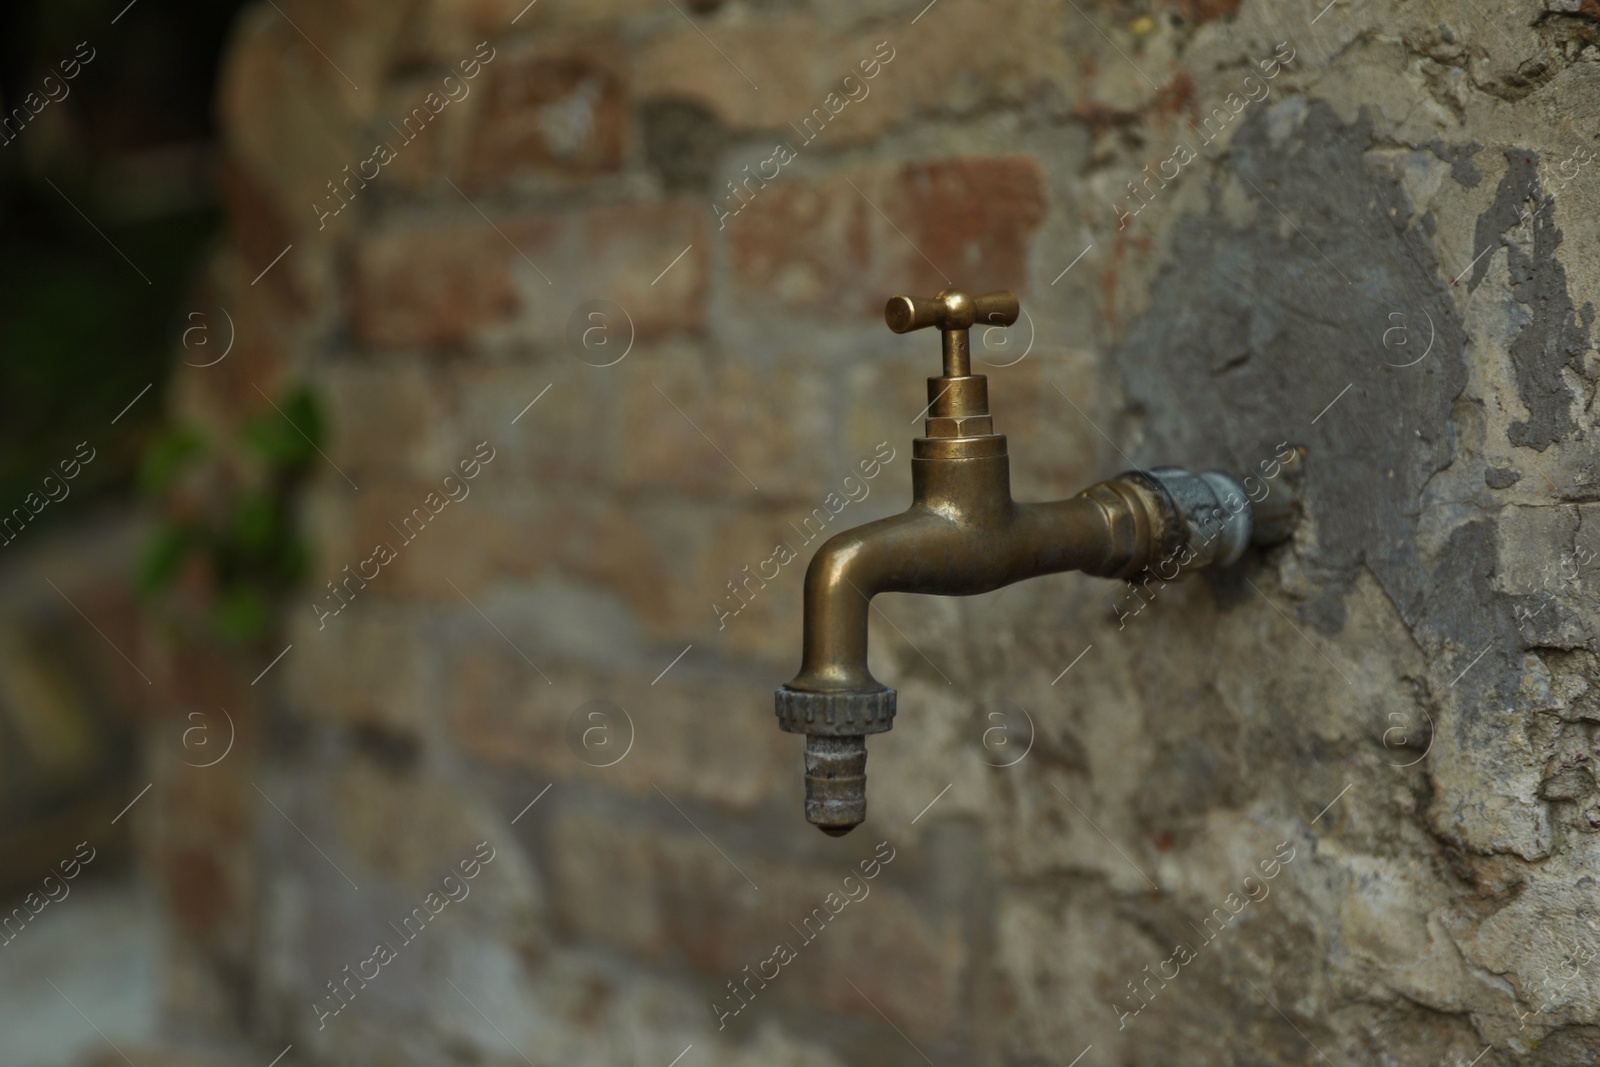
[1159,0,1243,22]
[462,44,629,186]
[900,157,1048,294]
[633,3,1073,141]
[729,156,1047,319]
[350,223,522,348]
[349,200,705,350]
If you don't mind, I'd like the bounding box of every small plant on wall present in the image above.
[137,385,324,645]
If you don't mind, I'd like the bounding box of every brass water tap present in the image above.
[774,288,1301,835]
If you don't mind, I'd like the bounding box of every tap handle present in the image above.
[885,289,1019,334]
[886,288,1018,378]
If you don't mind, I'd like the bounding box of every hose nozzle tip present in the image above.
[805,734,867,835]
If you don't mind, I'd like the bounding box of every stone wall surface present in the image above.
[146,0,1600,1064]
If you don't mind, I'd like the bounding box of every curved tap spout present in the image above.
[774,288,1300,835]
[787,453,1162,696]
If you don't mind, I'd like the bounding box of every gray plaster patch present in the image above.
[1426,138,1484,188]
[1466,150,1594,452]
[1112,102,1473,643]
[1487,466,1523,488]
[1102,102,1554,857]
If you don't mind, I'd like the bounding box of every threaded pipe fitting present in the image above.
[804,734,867,836]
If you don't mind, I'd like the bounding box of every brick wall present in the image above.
[145,1,1600,1065]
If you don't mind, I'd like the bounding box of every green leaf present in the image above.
[276,536,311,585]
[137,522,194,596]
[138,425,206,496]
[229,490,278,557]
[242,385,324,469]
[212,584,269,643]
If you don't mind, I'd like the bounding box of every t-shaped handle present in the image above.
[885,289,1019,377]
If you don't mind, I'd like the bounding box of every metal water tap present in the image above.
[774,288,1301,835]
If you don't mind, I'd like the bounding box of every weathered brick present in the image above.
[218,5,393,230]
[350,222,521,348]
[349,200,705,349]
[218,158,306,312]
[308,474,735,648]
[985,347,1103,499]
[450,655,791,811]
[616,341,837,501]
[840,350,933,465]
[357,70,485,195]
[409,0,659,58]
[698,508,814,664]
[453,360,620,487]
[461,42,629,186]
[319,358,451,482]
[78,1049,264,1067]
[994,886,1171,1064]
[330,760,541,915]
[634,2,1072,141]
[302,478,534,604]
[145,746,258,970]
[562,202,707,339]
[547,811,964,1037]
[285,610,432,736]
[728,156,1047,319]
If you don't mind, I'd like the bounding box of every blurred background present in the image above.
[0,2,252,1064]
[2,1,1598,1065]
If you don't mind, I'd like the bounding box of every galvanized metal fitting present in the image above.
[1144,466,1253,569]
